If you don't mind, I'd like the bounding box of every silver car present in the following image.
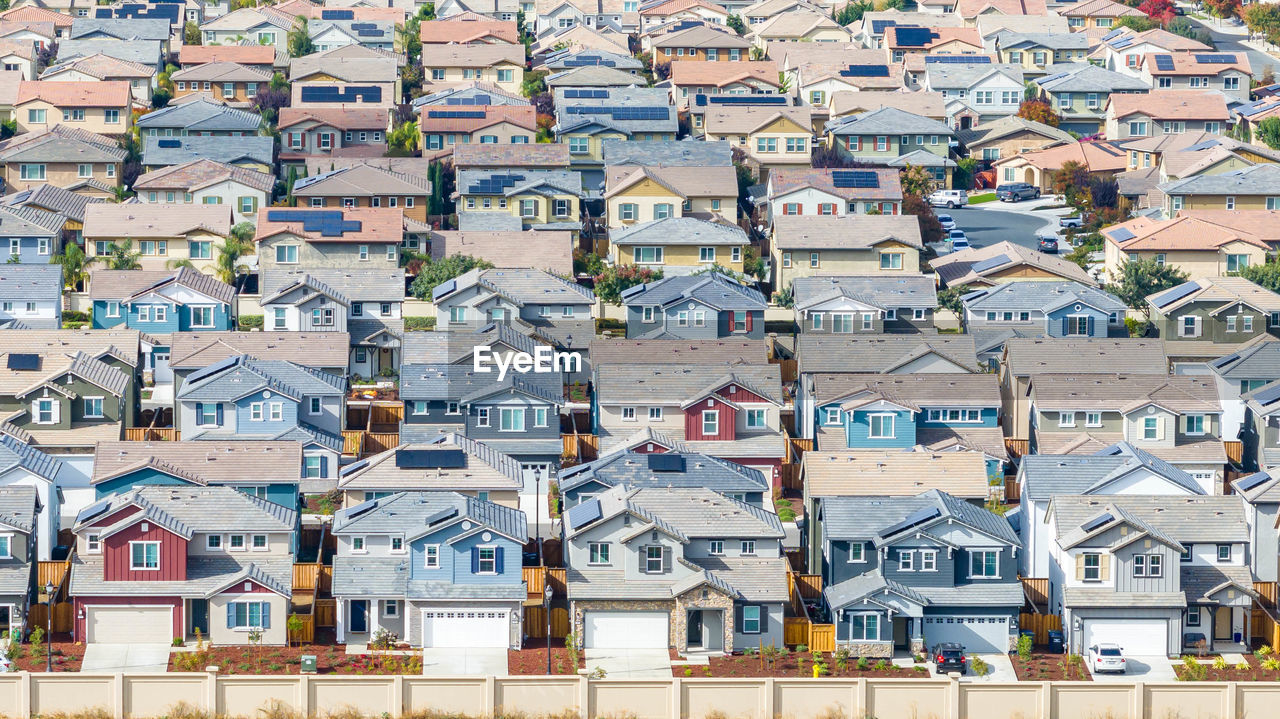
[1089,643,1127,674]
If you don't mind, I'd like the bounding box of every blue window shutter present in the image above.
[1061,317,1068,335]
[320,455,328,476]
[215,403,223,425]
[495,546,504,574]
[471,547,479,573]
[261,602,270,629]
[1087,316,1095,335]
[226,602,235,628]
[195,402,203,420]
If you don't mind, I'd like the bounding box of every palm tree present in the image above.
[105,239,143,270]
[166,258,196,271]
[51,243,96,310]
[212,237,252,285]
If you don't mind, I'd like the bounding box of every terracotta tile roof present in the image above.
[0,20,55,41]
[993,140,1128,173]
[278,107,389,131]
[417,104,536,133]
[886,25,983,51]
[43,52,154,79]
[179,45,276,67]
[1107,90,1229,121]
[419,18,519,44]
[955,0,1046,17]
[253,207,403,244]
[421,44,524,69]
[0,38,34,60]
[1062,0,1145,17]
[1142,52,1250,76]
[0,6,73,27]
[604,164,739,199]
[704,105,811,135]
[453,142,570,168]
[133,158,276,193]
[640,0,728,16]
[16,80,130,107]
[670,61,781,89]
[1102,212,1274,252]
[83,204,233,239]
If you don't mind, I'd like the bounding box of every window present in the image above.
[1226,196,1236,211]
[785,137,805,153]
[207,535,222,551]
[1142,416,1159,440]
[520,199,537,217]
[621,407,636,421]
[647,407,662,421]
[742,605,761,634]
[1245,316,1254,333]
[701,410,718,435]
[879,253,903,270]
[62,109,84,122]
[1082,552,1101,581]
[497,69,514,83]
[645,545,663,573]
[898,550,914,571]
[756,137,777,153]
[1086,412,1102,428]
[499,407,525,432]
[920,550,936,571]
[228,601,269,629]
[782,252,791,268]
[477,407,490,427]
[269,403,282,422]
[589,542,610,564]
[868,414,895,439]
[969,550,998,578]
[849,613,878,641]
[83,397,104,418]
[252,535,267,550]
[199,403,218,426]
[653,203,673,220]
[130,542,159,570]
[1217,544,1231,562]
[699,247,716,263]
[1181,315,1198,337]
[359,245,369,261]
[1128,121,1148,136]
[709,540,724,555]
[741,540,756,556]
[824,407,841,425]
[1185,414,1205,435]
[304,456,322,478]
[568,137,590,154]
[533,407,549,428]
[1133,554,1162,578]
[275,245,298,264]
[1227,254,1250,272]
[1065,316,1089,336]
[19,164,45,180]
[746,409,766,428]
[26,109,44,124]
[191,306,214,328]
[810,252,820,268]
[1187,609,1202,627]
[189,241,212,259]
[106,301,120,318]
[424,545,440,568]
[87,533,101,554]
[633,246,663,264]
[449,306,467,324]
[817,203,835,216]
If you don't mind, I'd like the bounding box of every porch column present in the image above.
[370,599,381,638]
[335,600,345,643]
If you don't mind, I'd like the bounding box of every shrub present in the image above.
[1179,655,1207,681]
[62,310,90,323]
[1235,661,1251,671]
[1263,657,1280,671]
[1213,656,1228,671]
[238,314,264,331]
[1017,633,1033,661]
[404,316,435,331]
[856,656,869,671]
[969,656,989,677]
[1257,645,1274,659]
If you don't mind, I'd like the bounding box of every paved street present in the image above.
[1182,10,1278,77]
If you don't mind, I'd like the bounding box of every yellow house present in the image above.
[421,44,524,96]
[1160,163,1280,216]
[701,105,813,180]
[748,10,854,50]
[603,164,737,232]
[83,204,234,273]
[14,80,132,136]
[0,125,124,195]
[608,216,750,275]
[554,87,678,165]
[1101,211,1275,282]
[771,215,923,290]
[455,169,584,236]
[1061,0,1146,31]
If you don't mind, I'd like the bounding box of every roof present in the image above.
[337,434,524,492]
[171,61,273,84]
[421,43,524,69]
[1102,213,1273,251]
[441,267,595,305]
[553,86,677,135]
[796,335,979,374]
[452,142,567,169]
[924,62,1024,90]
[87,267,237,306]
[1020,441,1203,502]
[622,272,765,311]
[669,61,780,89]
[1208,340,1280,380]
[290,55,399,84]
[1049,494,1246,544]
[604,164,738,200]
[133,158,276,193]
[1004,338,1168,376]
[589,338,768,367]
[771,215,921,250]
[558,451,768,495]
[829,90,945,120]
[803,451,989,499]
[956,115,1074,147]
[0,205,62,237]
[16,80,130,107]
[175,355,345,402]
[83,204,232,240]
[768,167,904,202]
[143,135,275,168]
[962,281,1125,314]
[1108,89,1230,121]
[419,104,536,133]
[1035,63,1149,94]
[168,332,351,371]
[427,230,574,276]
[1,183,103,223]
[1030,373,1220,414]
[1060,0,1146,16]
[70,16,169,41]
[292,163,430,197]
[608,216,745,247]
[751,9,848,40]
[825,106,955,137]
[334,491,526,542]
[0,125,125,164]
[822,488,1017,545]
[253,207,403,244]
[652,24,751,49]
[602,139,731,167]
[56,38,162,66]
[1147,276,1280,314]
[1143,51,1250,76]
[74,483,295,537]
[931,240,1097,287]
[179,45,276,66]
[991,139,1129,174]
[594,363,781,406]
[419,17,519,44]
[260,268,404,305]
[134,99,263,133]
[1160,164,1280,197]
[792,274,937,311]
[278,107,389,132]
[41,53,154,81]
[91,441,303,486]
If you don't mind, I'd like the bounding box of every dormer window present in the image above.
[645,545,664,573]
[1082,552,1102,581]
[920,549,936,571]
[1217,544,1232,562]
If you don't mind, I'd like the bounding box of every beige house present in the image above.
[0,124,124,194]
[38,53,154,104]
[253,207,404,273]
[1159,163,1280,216]
[956,115,1075,163]
[607,216,750,276]
[669,61,782,107]
[132,159,275,229]
[603,164,737,231]
[83,204,234,273]
[701,105,812,179]
[1102,211,1276,282]
[421,44,524,96]
[14,80,131,135]
[1104,90,1229,140]
[1059,0,1145,31]
[748,10,854,49]
[171,62,273,105]
[932,240,1097,288]
[771,215,922,290]
[290,55,401,109]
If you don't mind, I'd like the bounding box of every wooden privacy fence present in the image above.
[523,606,569,639]
[288,613,314,644]
[791,574,823,600]
[1019,577,1049,611]
[123,428,180,441]
[292,564,332,594]
[1004,439,1030,459]
[315,599,336,629]
[27,602,73,634]
[1226,440,1244,465]
[779,464,802,490]
[1004,477,1020,502]
[561,434,599,462]
[523,567,567,598]
[35,562,66,594]
[783,617,836,652]
[1019,612,1061,645]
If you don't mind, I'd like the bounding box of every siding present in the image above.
[684,398,736,441]
[102,521,187,581]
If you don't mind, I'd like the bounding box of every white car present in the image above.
[1088,643,1126,674]
[937,214,956,231]
[928,189,968,209]
[948,229,970,251]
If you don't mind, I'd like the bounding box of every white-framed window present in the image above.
[648,407,662,421]
[304,456,322,478]
[746,409,767,428]
[1082,552,1101,581]
[898,550,914,571]
[382,600,400,618]
[350,536,366,553]
[869,414,894,439]
[130,541,160,570]
[621,406,636,421]
[1185,414,1205,435]
[645,545,663,573]
[824,407,841,425]
[1142,416,1159,440]
[848,542,865,562]
[1133,553,1163,578]
[83,397,104,418]
[969,550,998,578]
[499,407,525,432]
[476,407,490,427]
[1059,412,1076,428]
[588,542,610,564]
[742,605,761,634]
[848,613,878,641]
[1218,544,1232,562]
[86,533,101,554]
[701,409,718,435]
[920,550,936,571]
[476,546,498,574]
[251,534,267,551]
[424,544,440,568]
[228,601,270,629]
[709,540,724,555]
[740,540,756,556]
[1086,412,1102,427]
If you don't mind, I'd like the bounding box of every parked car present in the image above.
[948,229,970,250]
[1037,237,1058,253]
[938,213,956,231]
[1088,644,1126,674]
[928,189,968,209]
[932,643,967,675]
[996,183,1040,202]
[1059,215,1084,228]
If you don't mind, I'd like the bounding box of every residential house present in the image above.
[991,139,1129,193]
[621,272,766,340]
[558,451,772,509]
[14,80,130,135]
[39,53,154,104]
[603,164,737,230]
[278,108,390,162]
[419,105,536,151]
[545,64,644,89]
[0,265,61,328]
[823,107,957,186]
[828,90,947,124]
[532,22,631,56]
[553,87,678,166]
[0,125,123,194]
[602,138,733,168]
[83,204,233,273]
[0,431,64,564]
[961,281,1126,363]
[1139,53,1250,104]
[290,55,400,109]
[432,267,595,332]
[411,82,528,114]
[291,164,432,223]
[639,0,729,29]
[167,332,351,399]
[1206,341,1280,447]
[1036,63,1149,135]
[954,0,1048,24]
[1232,472,1280,584]
[765,167,904,225]
[0,205,62,264]
[853,9,963,48]
[956,115,1074,163]
[134,98,263,138]
[0,6,72,38]
[170,62,272,105]
[141,135,274,173]
[1105,90,1229,140]
[199,7,295,52]
[330,491,527,646]
[564,484,787,653]
[132,159,274,228]
[1159,167,1280,218]
[651,24,752,64]
[89,440,307,509]
[1096,27,1212,75]
[887,26,985,65]
[69,17,170,52]
[921,61,1024,129]
[334,435,525,509]
[419,16,518,44]
[308,18,395,53]
[426,230,575,277]
[771,215,921,291]
[699,105,813,178]
[748,10,853,48]
[0,485,36,637]
[541,46,644,73]
[668,61,781,108]
[260,269,404,378]
[1045,495,1253,656]
[1101,212,1275,283]
[999,337,1168,442]
[177,44,277,73]
[1147,277,1280,367]
[791,275,937,335]
[992,32,1089,76]
[56,39,163,69]
[422,44,524,95]
[1059,0,1145,31]
[455,169,583,234]
[68,485,296,645]
[253,207,403,273]
[1028,373,1227,484]
[89,268,237,337]
[791,57,906,111]
[819,490,1022,655]
[608,217,748,276]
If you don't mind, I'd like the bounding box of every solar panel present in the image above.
[1150,280,1200,307]
[894,27,936,47]
[647,454,685,472]
[396,448,467,469]
[432,278,457,300]
[925,55,991,64]
[357,28,385,37]
[427,110,486,118]
[1195,54,1235,64]
[157,139,181,148]
[1111,37,1134,49]
[265,209,362,236]
[344,497,380,521]
[5,353,39,370]
[831,170,880,189]
[878,507,941,538]
[970,254,1011,273]
[423,507,459,526]
[1236,472,1272,492]
[184,355,240,385]
[871,20,897,34]
[839,65,890,77]
[1108,227,1135,242]
[1153,55,1175,71]
[1251,383,1280,405]
[1081,512,1113,533]
[76,498,112,523]
[566,498,602,529]
[321,9,354,19]
[564,88,609,99]
[300,85,382,104]
[340,458,370,477]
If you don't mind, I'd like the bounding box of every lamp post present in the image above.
[543,585,552,675]
[43,581,52,673]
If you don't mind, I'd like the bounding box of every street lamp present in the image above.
[43,581,52,673]
[543,585,553,675]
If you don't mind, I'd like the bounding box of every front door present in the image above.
[688,611,703,648]
[351,600,369,633]
[1214,607,1233,641]
[189,599,209,637]
[893,617,909,649]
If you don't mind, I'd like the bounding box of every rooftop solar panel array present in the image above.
[565,106,669,120]
[467,173,526,194]
[564,55,617,67]
[427,110,487,118]
[831,170,880,189]
[894,27,936,47]
[1153,55,1176,71]
[265,209,364,237]
[1194,53,1236,64]
[395,448,466,469]
[564,89,609,99]
[839,65,891,77]
[1108,227,1136,242]
[444,94,492,105]
[925,55,991,64]
[970,254,1011,273]
[705,95,787,105]
[1150,280,1200,308]
[1236,473,1273,492]
[299,85,382,104]
[321,9,355,19]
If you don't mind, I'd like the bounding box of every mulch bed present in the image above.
[675,652,933,679]
[1010,649,1091,681]
[12,639,84,672]
[508,638,582,676]
[169,631,422,675]
[1174,653,1280,681]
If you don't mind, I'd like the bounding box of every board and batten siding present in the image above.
[102,521,187,581]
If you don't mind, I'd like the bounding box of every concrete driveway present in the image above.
[961,653,1017,682]
[1089,656,1177,682]
[82,644,170,673]
[421,648,508,676]
[584,649,671,679]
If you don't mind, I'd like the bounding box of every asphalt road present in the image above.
[940,206,1051,251]
[1183,14,1278,78]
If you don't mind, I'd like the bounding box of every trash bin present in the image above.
[1047,631,1064,654]
[300,655,317,674]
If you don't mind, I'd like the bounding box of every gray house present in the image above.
[558,451,772,510]
[1234,472,1280,584]
[1147,277,1280,367]
[0,206,64,266]
[963,281,1126,364]
[820,489,1023,656]
[0,264,63,328]
[1207,341,1280,452]
[563,484,787,653]
[134,98,264,137]
[0,485,37,639]
[431,268,595,359]
[142,135,275,170]
[622,272,766,340]
[792,275,937,335]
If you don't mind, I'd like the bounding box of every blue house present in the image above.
[558,451,772,510]
[90,267,236,333]
[811,373,1008,484]
[329,490,528,647]
[961,281,1126,365]
[89,440,305,515]
[621,272,767,340]
[174,355,346,478]
[0,205,64,264]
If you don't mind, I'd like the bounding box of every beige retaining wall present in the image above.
[0,673,1277,719]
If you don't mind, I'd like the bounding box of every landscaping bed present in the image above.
[1010,649,1090,681]
[508,638,583,676]
[674,651,932,679]
[1174,652,1280,681]
[169,633,423,675]
[11,640,84,672]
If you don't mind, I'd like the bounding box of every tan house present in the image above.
[290,56,400,109]
[885,26,984,64]
[669,61,782,107]
[132,159,275,229]
[419,105,536,151]
[1102,211,1276,282]
[170,62,273,106]
[83,204,234,273]
[651,24,752,64]
[956,115,1075,163]
[955,0,1047,24]
[1139,52,1251,104]
[39,53,154,104]
[178,45,277,73]
[253,207,403,273]
[638,0,728,29]
[0,124,123,194]
[603,164,738,233]
[421,44,524,96]
[932,240,1097,289]
[607,216,750,275]
[279,107,391,162]
[1105,90,1230,140]
[1059,0,1145,31]
[828,91,945,122]
[771,214,922,290]
[748,10,854,48]
[1159,163,1280,215]
[992,140,1129,192]
[14,80,131,135]
[419,17,518,45]
[701,105,812,179]
[290,162,432,224]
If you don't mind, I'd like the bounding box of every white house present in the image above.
[0,433,65,561]
[923,63,1024,128]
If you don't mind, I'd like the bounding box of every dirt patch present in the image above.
[12,639,84,672]
[508,638,582,676]
[674,652,932,679]
[1174,653,1280,681]
[1011,649,1090,681]
[168,631,422,675]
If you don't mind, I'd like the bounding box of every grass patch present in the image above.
[968,192,997,204]
[404,316,435,331]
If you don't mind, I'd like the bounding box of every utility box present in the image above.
[300,655,317,674]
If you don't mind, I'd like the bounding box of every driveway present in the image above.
[1089,655,1177,682]
[82,643,170,673]
[944,206,1058,253]
[961,653,1017,683]
[421,648,508,676]
[584,648,672,679]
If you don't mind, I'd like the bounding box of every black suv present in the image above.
[932,643,967,675]
[996,183,1040,202]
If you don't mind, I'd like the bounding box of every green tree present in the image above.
[521,70,547,98]
[1106,256,1189,314]
[898,164,933,197]
[936,285,973,316]
[1052,160,1091,208]
[593,264,662,305]
[104,240,143,270]
[726,14,747,35]
[953,157,979,190]
[833,0,872,25]
[1234,261,1280,291]
[270,71,289,92]
[184,22,201,46]
[1115,15,1158,32]
[409,254,495,298]
[288,17,314,58]
[51,242,95,293]
[389,120,419,153]
[213,234,253,284]
[777,71,792,94]
[1257,116,1280,150]
[418,3,436,20]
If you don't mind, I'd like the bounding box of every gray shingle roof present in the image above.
[71,17,169,41]
[71,555,293,598]
[1211,340,1280,380]
[1003,338,1168,376]
[0,432,62,482]
[821,488,1018,545]
[169,332,351,371]
[1050,494,1245,544]
[554,87,676,134]
[0,265,61,303]
[2,183,104,223]
[0,125,126,164]
[811,372,999,409]
[595,364,781,405]
[443,268,595,306]
[176,355,345,402]
[1019,441,1203,502]
[135,99,263,133]
[962,281,1125,314]
[825,106,956,137]
[143,135,274,167]
[622,272,765,311]
[261,268,404,305]
[456,169,582,197]
[1182,564,1257,603]
[558,451,768,495]
[399,362,561,403]
[333,490,527,541]
[1160,163,1280,196]
[88,267,236,305]
[57,39,162,66]
[75,484,296,536]
[797,335,979,374]
[608,216,747,247]
[925,62,1023,89]
[602,139,733,167]
[1036,62,1150,93]
[91,440,302,485]
[824,570,928,610]
[0,485,37,534]
[792,274,937,311]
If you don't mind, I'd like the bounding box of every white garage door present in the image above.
[921,616,1010,654]
[1082,618,1168,655]
[421,609,509,648]
[87,606,172,643]
[584,611,668,649]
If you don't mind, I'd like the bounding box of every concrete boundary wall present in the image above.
[0,673,1277,719]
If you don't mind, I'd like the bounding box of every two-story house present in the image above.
[1035,63,1149,136]
[621,272,766,340]
[1207,340,1280,445]
[668,61,782,109]
[1232,472,1280,585]
[920,62,1024,129]
[68,485,296,645]
[40,53,155,104]
[1046,495,1254,656]
[553,87,678,167]
[419,105,537,151]
[607,217,750,275]
[290,55,401,111]
[83,204,233,273]
[89,268,236,337]
[993,32,1089,77]
[90,440,309,508]
[0,486,37,638]
[132,159,274,228]
[335,435,525,509]
[1139,53,1251,104]
[1146,277,1280,367]
[0,125,124,195]
[819,489,1022,656]
[141,135,275,173]
[455,169,584,235]
[0,433,64,563]
[604,164,737,231]
[14,80,131,135]
[167,332,351,400]
[330,491,528,647]
[771,215,922,291]
[433,267,595,332]
[651,24,752,64]
[698,104,812,179]
[961,281,1127,364]
[1103,214,1273,286]
[1104,90,1228,141]
[0,265,61,328]
[278,108,391,164]
[791,275,937,336]
[254,207,403,273]
[170,62,272,106]
[824,107,957,186]
[422,44,524,95]
[564,483,787,653]
[290,163,432,222]
[558,451,772,509]
[134,98,264,138]
[199,7,294,52]
[765,167,904,225]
